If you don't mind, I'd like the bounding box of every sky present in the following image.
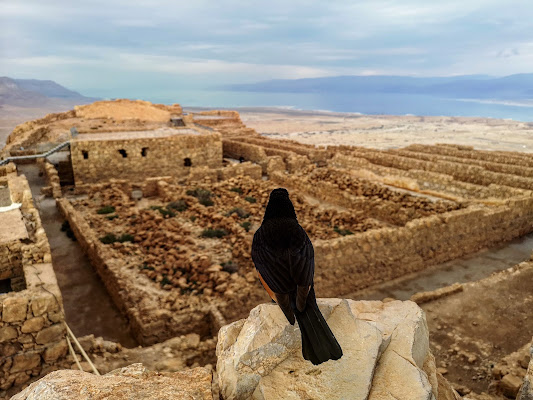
[1,0,533,102]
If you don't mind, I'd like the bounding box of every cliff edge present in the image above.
[11,300,460,400]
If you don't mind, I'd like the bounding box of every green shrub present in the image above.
[168,199,188,212]
[244,196,257,204]
[97,206,115,214]
[161,276,171,286]
[100,233,118,244]
[230,187,243,194]
[106,215,118,220]
[240,221,251,232]
[201,228,228,238]
[150,205,176,218]
[187,188,214,207]
[334,226,353,236]
[226,207,250,219]
[99,233,134,244]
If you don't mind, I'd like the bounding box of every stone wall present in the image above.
[351,147,533,191]
[71,130,223,184]
[270,170,533,296]
[330,153,527,202]
[0,165,67,394]
[37,160,62,198]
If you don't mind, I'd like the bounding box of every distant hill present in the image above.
[227,74,533,100]
[0,77,98,108]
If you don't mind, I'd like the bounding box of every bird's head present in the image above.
[263,188,297,221]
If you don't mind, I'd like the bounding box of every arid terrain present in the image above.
[237,108,533,153]
[1,101,532,399]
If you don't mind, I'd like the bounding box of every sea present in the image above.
[157,90,533,122]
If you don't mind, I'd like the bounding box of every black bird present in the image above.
[251,188,343,365]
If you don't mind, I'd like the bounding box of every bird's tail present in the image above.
[293,287,343,365]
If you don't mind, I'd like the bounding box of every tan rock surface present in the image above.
[217,299,456,400]
[517,342,533,400]
[11,363,213,400]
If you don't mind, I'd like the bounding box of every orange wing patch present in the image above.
[258,272,277,303]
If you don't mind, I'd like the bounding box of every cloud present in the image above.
[1,0,533,100]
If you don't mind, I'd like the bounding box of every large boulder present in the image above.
[517,342,533,400]
[217,299,460,400]
[11,363,213,400]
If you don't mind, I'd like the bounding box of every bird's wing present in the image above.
[251,226,314,294]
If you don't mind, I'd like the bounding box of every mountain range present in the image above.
[226,74,533,100]
[0,77,98,108]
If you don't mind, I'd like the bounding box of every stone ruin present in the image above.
[0,163,67,392]
[2,100,533,398]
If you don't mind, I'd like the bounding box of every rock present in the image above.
[1,297,28,322]
[0,326,18,342]
[43,340,68,363]
[10,352,41,373]
[21,316,46,333]
[35,323,65,345]
[517,342,533,400]
[500,374,523,398]
[11,363,213,400]
[217,299,445,400]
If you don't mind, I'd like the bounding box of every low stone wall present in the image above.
[0,165,67,394]
[270,170,533,296]
[37,161,61,198]
[57,198,212,345]
[353,147,533,191]
[0,263,67,392]
[222,140,267,163]
[330,153,526,201]
[407,143,533,168]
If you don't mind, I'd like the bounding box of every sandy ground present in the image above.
[238,108,533,153]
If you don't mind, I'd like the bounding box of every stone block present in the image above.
[22,316,46,333]
[43,339,68,363]
[0,326,17,342]
[1,297,28,322]
[35,324,65,345]
[10,352,41,373]
[31,293,59,316]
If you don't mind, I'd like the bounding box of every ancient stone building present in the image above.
[70,127,223,184]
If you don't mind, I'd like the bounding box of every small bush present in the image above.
[240,221,251,232]
[97,206,115,214]
[60,220,77,241]
[161,276,171,286]
[226,207,250,219]
[118,234,134,242]
[106,215,118,221]
[244,196,257,204]
[201,228,228,238]
[221,261,239,273]
[100,233,118,244]
[190,216,197,222]
[187,188,214,207]
[168,199,188,212]
[100,233,134,244]
[334,226,353,236]
[150,205,176,218]
[230,187,243,194]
